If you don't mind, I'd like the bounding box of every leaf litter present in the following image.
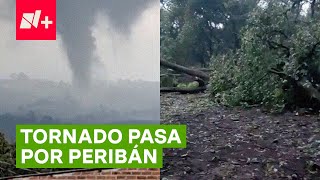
[161,93,320,180]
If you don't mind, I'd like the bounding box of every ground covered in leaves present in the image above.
[161,93,320,180]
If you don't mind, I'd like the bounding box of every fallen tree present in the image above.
[269,68,320,105]
[160,86,207,94]
[160,60,209,94]
[208,1,320,110]
[160,60,210,82]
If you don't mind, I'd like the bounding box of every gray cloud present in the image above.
[0,0,160,129]
[56,0,156,89]
[0,0,157,88]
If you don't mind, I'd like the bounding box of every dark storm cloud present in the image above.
[56,0,156,89]
[0,0,157,88]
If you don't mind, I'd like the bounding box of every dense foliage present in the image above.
[161,0,258,66]
[210,0,320,111]
[161,0,320,110]
[0,132,16,177]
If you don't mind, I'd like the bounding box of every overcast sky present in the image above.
[0,0,159,82]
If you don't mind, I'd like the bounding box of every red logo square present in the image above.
[16,0,56,40]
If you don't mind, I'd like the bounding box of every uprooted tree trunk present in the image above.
[160,60,210,93]
[160,60,210,82]
[296,79,320,101]
[160,86,207,94]
[269,68,320,105]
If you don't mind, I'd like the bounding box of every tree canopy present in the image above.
[161,0,258,66]
[161,0,320,111]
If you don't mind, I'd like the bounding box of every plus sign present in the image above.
[41,16,53,29]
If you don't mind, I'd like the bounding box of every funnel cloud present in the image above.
[57,0,156,88]
[0,0,160,139]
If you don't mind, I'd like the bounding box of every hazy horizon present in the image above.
[0,1,160,139]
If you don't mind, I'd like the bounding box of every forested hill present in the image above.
[0,78,159,140]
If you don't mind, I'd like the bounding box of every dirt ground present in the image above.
[160,93,320,180]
